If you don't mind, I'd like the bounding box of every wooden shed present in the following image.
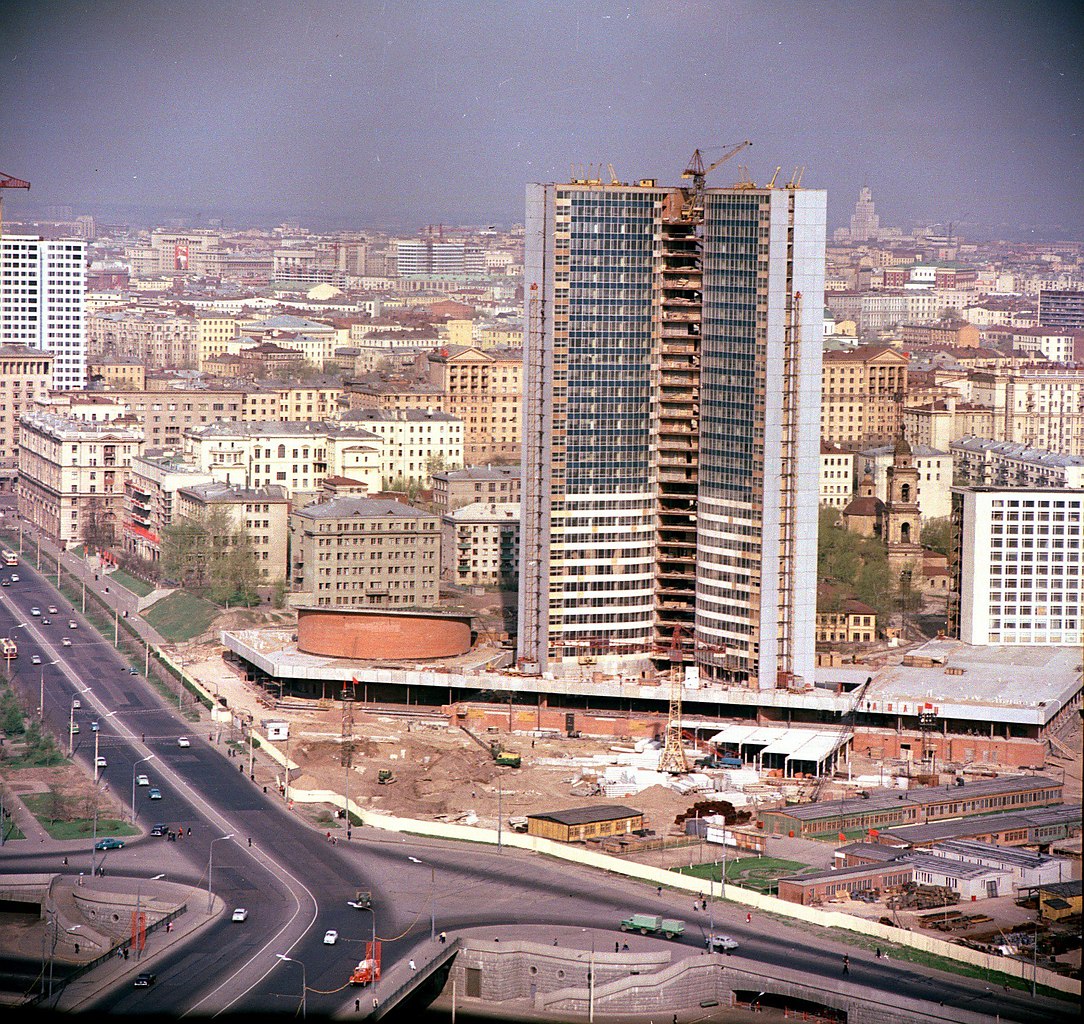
[527,804,644,844]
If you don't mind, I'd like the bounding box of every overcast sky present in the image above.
[2,1,1082,236]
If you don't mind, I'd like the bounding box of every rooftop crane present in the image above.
[680,141,751,219]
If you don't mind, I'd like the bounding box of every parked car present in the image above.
[95,837,124,850]
[177,736,191,748]
[133,972,157,987]
[323,929,339,945]
[136,774,150,786]
[231,908,248,923]
[150,824,168,837]
[31,654,41,665]
[148,788,162,800]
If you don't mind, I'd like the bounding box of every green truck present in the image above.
[619,913,685,939]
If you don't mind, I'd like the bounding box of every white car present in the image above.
[9,574,18,582]
[323,929,338,945]
[72,698,81,709]
[30,607,41,616]
[231,908,248,923]
[69,620,78,629]
[706,934,739,952]
[136,774,150,786]
[31,654,41,665]
[48,606,58,614]
[177,736,191,748]
[61,637,72,647]
[95,756,108,769]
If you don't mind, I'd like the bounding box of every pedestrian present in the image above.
[615,941,620,952]
[439,932,446,945]
[657,885,662,896]
[622,943,628,952]
[187,827,191,836]
[702,899,708,910]
[74,943,79,955]
[746,912,752,924]
[141,733,145,743]
[875,947,882,959]
[372,997,378,1011]
[409,959,416,972]
[247,837,252,847]
[842,955,849,975]
[553,938,558,946]
[63,856,68,866]
[354,999,360,1013]
[123,947,129,961]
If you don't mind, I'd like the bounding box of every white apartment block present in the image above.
[820,446,856,509]
[953,487,1081,647]
[18,409,144,548]
[124,450,216,562]
[339,408,463,486]
[858,443,953,520]
[183,421,384,501]
[0,235,87,389]
[951,437,1084,489]
[970,369,1084,456]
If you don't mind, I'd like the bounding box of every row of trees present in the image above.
[159,507,262,606]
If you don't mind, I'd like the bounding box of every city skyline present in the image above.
[3,1,1083,237]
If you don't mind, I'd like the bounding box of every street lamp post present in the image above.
[276,953,307,1019]
[207,833,234,914]
[131,754,155,823]
[408,856,436,939]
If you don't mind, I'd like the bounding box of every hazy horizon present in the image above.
[3,1,1082,239]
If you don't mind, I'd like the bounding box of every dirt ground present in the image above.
[1,762,130,827]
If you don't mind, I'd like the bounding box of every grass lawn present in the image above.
[141,591,219,641]
[21,793,139,841]
[675,856,810,893]
[2,820,26,841]
[108,568,154,597]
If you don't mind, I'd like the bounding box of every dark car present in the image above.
[133,972,157,987]
[150,824,168,837]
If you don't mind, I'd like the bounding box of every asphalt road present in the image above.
[0,556,1074,1022]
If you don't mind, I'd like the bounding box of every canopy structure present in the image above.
[707,724,851,778]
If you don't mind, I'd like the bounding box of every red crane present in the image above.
[0,171,31,239]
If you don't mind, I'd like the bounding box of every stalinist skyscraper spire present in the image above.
[849,185,881,242]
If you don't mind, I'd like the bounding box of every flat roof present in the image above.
[931,839,1051,868]
[527,805,643,827]
[708,725,850,765]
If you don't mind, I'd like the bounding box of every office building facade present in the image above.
[519,179,825,689]
[0,235,87,389]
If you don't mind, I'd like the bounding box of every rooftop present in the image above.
[445,501,520,522]
[341,407,460,423]
[186,420,380,440]
[434,465,520,482]
[882,805,1081,846]
[179,482,288,503]
[950,436,1084,468]
[526,805,643,827]
[294,497,434,521]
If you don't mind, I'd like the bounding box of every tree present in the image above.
[922,516,953,557]
[81,498,115,552]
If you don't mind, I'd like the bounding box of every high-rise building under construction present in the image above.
[518,172,826,690]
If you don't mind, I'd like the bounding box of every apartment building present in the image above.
[431,465,520,513]
[18,409,144,548]
[819,444,856,509]
[950,487,1082,647]
[1037,289,1084,331]
[970,368,1084,455]
[424,345,522,462]
[183,420,384,500]
[88,359,146,389]
[519,177,825,687]
[821,346,910,447]
[898,320,980,349]
[88,308,198,368]
[951,437,1084,489]
[441,501,519,588]
[175,481,289,584]
[0,235,87,389]
[0,347,54,494]
[123,449,216,562]
[339,408,462,486]
[289,497,440,608]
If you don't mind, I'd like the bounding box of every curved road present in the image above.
[0,559,1073,1022]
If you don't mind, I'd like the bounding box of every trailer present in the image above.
[619,913,685,939]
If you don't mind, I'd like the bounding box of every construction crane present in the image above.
[680,141,751,219]
[657,625,690,774]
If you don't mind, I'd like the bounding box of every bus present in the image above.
[1,550,17,567]
[1,637,17,660]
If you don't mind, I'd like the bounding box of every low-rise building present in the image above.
[441,501,519,588]
[88,359,146,390]
[289,497,440,608]
[526,805,644,844]
[815,599,877,644]
[18,409,144,548]
[175,481,289,584]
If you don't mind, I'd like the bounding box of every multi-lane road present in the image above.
[0,554,1073,1021]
